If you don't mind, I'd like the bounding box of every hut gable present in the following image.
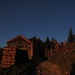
[7,35,32,45]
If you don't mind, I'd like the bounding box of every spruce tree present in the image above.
[44,37,51,50]
[68,27,74,43]
[51,37,55,49]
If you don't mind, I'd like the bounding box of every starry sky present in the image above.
[0,0,75,47]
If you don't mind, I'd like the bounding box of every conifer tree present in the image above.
[44,37,51,50]
[68,27,74,43]
[29,37,45,60]
[51,37,55,49]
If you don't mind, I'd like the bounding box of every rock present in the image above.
[37,61,68,75]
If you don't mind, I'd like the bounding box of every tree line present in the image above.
[0,27,75,64]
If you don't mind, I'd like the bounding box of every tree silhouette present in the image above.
[29,37,45,62]
[44,37,51,50]
[67,27,74,43]
[51,37,55,50]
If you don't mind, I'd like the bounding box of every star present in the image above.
[34,4,37,7]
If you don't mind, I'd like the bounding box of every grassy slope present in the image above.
[48,42,75,74]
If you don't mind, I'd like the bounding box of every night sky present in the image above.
[0,0,75,47]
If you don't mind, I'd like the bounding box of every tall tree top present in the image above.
[69,26,73,35]
[67,26,74,43]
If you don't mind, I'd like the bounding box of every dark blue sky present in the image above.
[0,0,75,47]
